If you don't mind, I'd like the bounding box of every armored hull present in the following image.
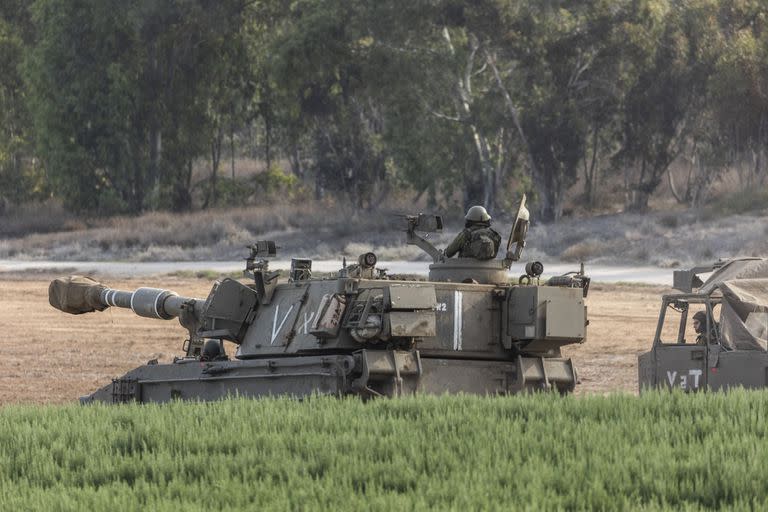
[95,351,577,403]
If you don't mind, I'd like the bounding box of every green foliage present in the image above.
[509,2,616,219]
[708,4,768,176]
[210,165,308,207]
[0,2,42,204]
[202,166,303,208]
[256,165,300,193]
[260,0,395,208]
[3,392,768,509]
[611,0,723,212]
[24,0,250,214]
[3,1,768,218]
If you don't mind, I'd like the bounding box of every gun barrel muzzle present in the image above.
[49,276,187,319]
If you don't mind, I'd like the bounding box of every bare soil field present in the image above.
[0,276,670,404]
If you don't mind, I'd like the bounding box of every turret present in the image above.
[404,195,532,285]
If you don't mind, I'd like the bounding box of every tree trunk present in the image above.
[485,50,540,199]
[148,126,161,191]
[629,188,651,212]
[314,171,324,200]
[584,121,599,208]
[442,27,496,211]
[265,113,272,173]
[205,125,223,209]
[171,161,193,212]
[131,143,144,213]
[230,122,235,180]
[146,39,162,200]
[466,123,495,209]
[462,162,484,211]
[542,158,565,222]
[289,140,304,179]
[530,155,551,222]
[668,167,685,204]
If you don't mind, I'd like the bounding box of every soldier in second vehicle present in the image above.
[692,310,719,345]
[444,206,502,260]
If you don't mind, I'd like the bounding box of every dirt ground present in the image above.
[0,275,670,404]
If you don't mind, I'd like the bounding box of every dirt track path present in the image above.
[563,283,666,394]
[0,277,670,404]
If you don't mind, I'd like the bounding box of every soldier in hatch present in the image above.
[692,310,719,345]
[444,206,502,260]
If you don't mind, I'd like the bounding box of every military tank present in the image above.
[50,196,589,403]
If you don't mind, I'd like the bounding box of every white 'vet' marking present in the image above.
[690,369,703,388]
[300,311,316,335]
[271,304,295,345]
[453,291,463,350]
[667,369,704,388]
[666,371,677,387]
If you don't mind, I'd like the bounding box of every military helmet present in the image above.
[465,205,491,222]
[201,339,225,361]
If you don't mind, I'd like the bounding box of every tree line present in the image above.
[0,0,766,222]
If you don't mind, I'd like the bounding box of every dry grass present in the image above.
[560,239,609,262]
[0,200,420,260]
[0,276,669,404]
[0,200,79,239]
[5,194,768,267]
[706,188,768,217]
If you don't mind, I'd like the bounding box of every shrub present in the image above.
[560,240,606,262]
[0,200,77,237]
[658,214,679,228]
[707,188,768,216]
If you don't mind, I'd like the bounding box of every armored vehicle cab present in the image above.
[50,196,590,403]
[639,258,768,391]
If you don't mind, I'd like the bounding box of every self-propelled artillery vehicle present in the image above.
[49,196,589,403]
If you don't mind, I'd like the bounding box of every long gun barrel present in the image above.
[49,276,201,320]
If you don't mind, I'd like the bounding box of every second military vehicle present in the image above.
[49,196,590,403]
[639,257,768,391]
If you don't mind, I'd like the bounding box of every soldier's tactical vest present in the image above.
[461,227,501,260]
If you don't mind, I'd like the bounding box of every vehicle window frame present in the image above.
[653,295,722,347]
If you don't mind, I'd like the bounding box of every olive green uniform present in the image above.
[444,223,502,259]
[696,324,719,345]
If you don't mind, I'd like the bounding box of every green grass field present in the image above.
[1,392,767,511]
